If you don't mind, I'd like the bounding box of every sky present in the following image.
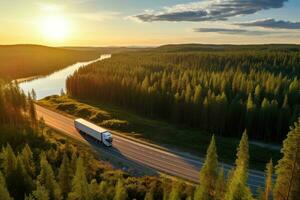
[0,0,300,46]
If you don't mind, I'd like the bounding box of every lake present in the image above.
[19,54,111,100]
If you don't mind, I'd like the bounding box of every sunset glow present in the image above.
[41,16,70,41]
[0,1,299,45]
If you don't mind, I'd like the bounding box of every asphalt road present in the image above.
[35,104,266,190]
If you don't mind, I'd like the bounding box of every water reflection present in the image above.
[19,54,111,100]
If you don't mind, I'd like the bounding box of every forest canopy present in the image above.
[66,50,300,143]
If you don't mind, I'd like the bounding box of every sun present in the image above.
[42,16,70,41]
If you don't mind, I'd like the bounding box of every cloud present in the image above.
[236,18,300,29]
[194,28,272,35]
[134,0,288,22]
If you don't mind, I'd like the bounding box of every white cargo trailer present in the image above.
[74,118,113,146]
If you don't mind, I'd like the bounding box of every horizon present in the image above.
[2,42,300,48]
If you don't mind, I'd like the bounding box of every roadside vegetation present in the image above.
[66,50,300,144]
[39,95,281,170]
[1,79,300,200]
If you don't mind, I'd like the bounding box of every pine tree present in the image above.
[0,171,13,200]
[264,159,273,200]
[58,153,72,199]
[194,135,218,200]
[215,167,226,200]
[89,179,100,200]
[29,182,50,200]
[169,181,181,200]
[39,117,46,135]
[144,188,154,200]
[70,151,78,175]
[68,157,91,200]
[98,181,113,200]
[38,152,61,200]
[2,144,17,176]
[21,144,35,177]
[224,131,253,200]
[114,179,127,200]
[144,182,156,200]
[274,118,300,200]
[28,94,37,125]
[13,155,34,199]
[162,178,169,200]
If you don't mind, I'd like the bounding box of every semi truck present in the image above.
[74,118,113,147]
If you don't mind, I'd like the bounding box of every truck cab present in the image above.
[102,131,113,146]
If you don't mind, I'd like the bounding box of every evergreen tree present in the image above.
[21,144,35,177]
[0,171,13,200]
[39,117,46,135]
[169,181,181,200]
[68,157,91,200]
[264,159,273,200]
[28,94,37,125]
[70,151,78,175]
[89,179,100,200]
[28,182,50,200]
[2,144,17,177]
[224,131,253,200]
[114,179,127,200]
[215,167,226,200]
[274,118,300,200]
[194,135,218,200]
[162,178,169,200]
[98,181,113,200]
[144,182,156,200]
[38,152,61,200]
[58,153,72,198]
[12,155,34,199]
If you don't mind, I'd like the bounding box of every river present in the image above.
[19,54,111,100]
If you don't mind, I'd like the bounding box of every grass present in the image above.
[39,95,282,171]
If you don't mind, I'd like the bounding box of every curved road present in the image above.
[35,104,266,190]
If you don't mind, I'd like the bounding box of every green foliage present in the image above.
[224,131,253,200]
[66,50,300,143]
[114,179,127,200]
[27,182,50,200]
[68,157,90,200]
[169,181,181,200]
[194,135,218,200]
[274,118,300,200]
[21,144,35,177]
[38,152,61,200]
[0,171,13,200]
[0,75,299,200]
[144,184,155,200]
[215,168,226,200]
[58,153,72,198]
[98,181,114,200]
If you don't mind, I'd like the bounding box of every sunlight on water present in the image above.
[19,54,111,100]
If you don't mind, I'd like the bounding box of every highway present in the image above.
[35,104,266,190]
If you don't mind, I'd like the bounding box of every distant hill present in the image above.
[0,44,102,79]
[155,43,300,52]
[61,46,151,53]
